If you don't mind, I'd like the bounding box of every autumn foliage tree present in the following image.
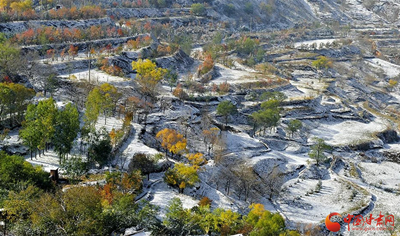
[164,163,199,193]
[156,128,187,158]
[202,127,220,155]
[198,53,214,75]
[132,59,167,99]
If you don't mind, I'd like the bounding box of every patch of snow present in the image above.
[307,118,388,146]
[294,39,340,49]
[366,58,400,78]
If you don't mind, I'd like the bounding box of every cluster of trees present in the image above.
[164,152,206,193]
[19,98,80,161]
[160,198,300,236]
[126,35,152,50]
[0,152,299,235]
[116,0,168,8]
[155,128,207,193]
[48,5,105,20]
[211,81,230,94]
[202,33,264,69]
[0,151,53,205]
[84,83,122,126]
[0,2,105,22]
[0,82,35,128]
[98,58,124,77]
[156,128,187,158]
[251,92,286,136]
[2,165,158,235]
[208,155,283,202]
[13,25,128,45]
[0,36,22,80]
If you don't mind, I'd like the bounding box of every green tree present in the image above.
[53,103,80,162]
[245,203,296,236]
[4,184,42,221]
[19,105,42,159]
[60,155,87,182]
[87,128,112,167]
[287,119,302,138]
[0,41,21,80]
[163,198,196,234]
[216,100,237,126]
[312,56,333,69]
[85,83,121,125]
[251,108,280,135]
[128,153,157,180]
[35,97,57,154]
[84,86,102,126]
[191,3,205,16]
[0,82,35,127]
[308,137,331,165]
[19,98,57,159]
[244,2,254,14]
[165,68,178,92]
[0,151,52,191]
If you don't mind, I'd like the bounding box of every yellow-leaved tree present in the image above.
[132,59,167,99]
[186,152,207,169]
[164,163,199,193]
[156,128,187,158]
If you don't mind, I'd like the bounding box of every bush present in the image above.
[191,3,206,16]
[244,2,254,14]
[224,4,235,16]
[312,56,333,69]
[173,84,189,100]
[198,54,214,75]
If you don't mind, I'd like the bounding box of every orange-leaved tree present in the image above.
[186,153,207,169]
[156,128,187,158]
[198,53,214,75]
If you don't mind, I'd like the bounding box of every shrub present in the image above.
[312,56,333,69]
[191,3,206,16]
[173,84,189,100]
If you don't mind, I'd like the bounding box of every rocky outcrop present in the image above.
[156,49,194,72]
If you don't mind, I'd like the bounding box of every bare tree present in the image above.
[263,166,284,201]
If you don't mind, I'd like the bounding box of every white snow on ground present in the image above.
[59,69,130,85]
[212,64,259,85]
[95,116,124,132]
[366,58,400,78]
[148,173,198,218]
[25,150,60,172]
[118,123,159,170]
[290,70,330,98]
[359,161,400,190]
[307,117,389,146]
[250,150,309,165]
[279,177,360,224]
[294,39,339,49]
